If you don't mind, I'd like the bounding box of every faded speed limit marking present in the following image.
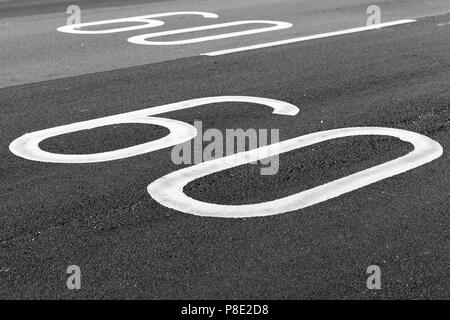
[57,11,292,46]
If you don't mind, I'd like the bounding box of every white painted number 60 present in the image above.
[57,11,293,46]
[9,97,443,218]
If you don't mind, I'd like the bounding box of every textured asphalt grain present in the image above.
[0,10,449,299]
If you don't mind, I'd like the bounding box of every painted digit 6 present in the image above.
[9,96,299,163]
[57,12,218,34]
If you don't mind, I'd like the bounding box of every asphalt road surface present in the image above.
[0,0,449,299]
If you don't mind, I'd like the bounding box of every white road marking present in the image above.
[127,20,292,45]
[57,11,218,34]
[57,11,292,47]
[202,19,416,56]
[9,96,299,163]
[148,127,443,218]
[10,117,196,164]
[12,95,443,219]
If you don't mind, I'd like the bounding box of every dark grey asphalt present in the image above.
[0,7,449,299]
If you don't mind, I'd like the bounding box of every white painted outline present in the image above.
[10,117,195,163]
[57,11,218,34]
[148,127,443,218]
[202,19,416,56]
[127,20,292,45]
[9,96,299,163]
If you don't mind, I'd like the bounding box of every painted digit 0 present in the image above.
[148,127,443,218]
[127,20,292,45]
